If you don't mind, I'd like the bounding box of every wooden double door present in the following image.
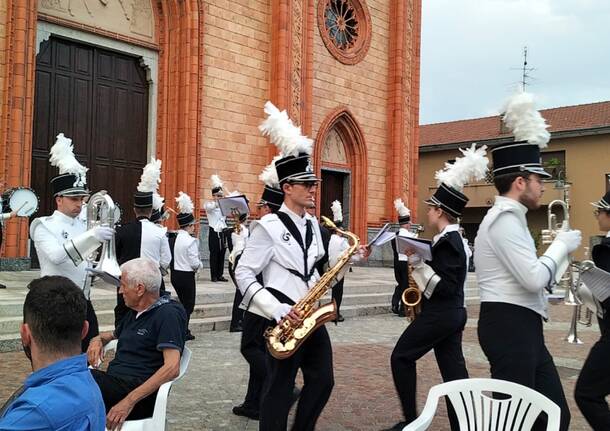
[32,36,149,224]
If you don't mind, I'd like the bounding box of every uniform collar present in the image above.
[279,203,307,228]
[433,223,460,245]
[53,210,77,226]
[494,196,528,215]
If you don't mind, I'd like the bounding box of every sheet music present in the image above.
[580,266,610,302]
[367,223,392,247]
[396,236,433,261]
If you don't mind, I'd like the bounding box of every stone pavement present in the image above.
[0,298,597,430]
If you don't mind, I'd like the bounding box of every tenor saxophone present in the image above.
[265,216,360,359]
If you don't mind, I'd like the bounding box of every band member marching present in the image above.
[390,199,416,316]
[385,144,488,431]
[205,175,229,282]
[30,133,114,352]
[574,189,610,430]
[114,158,171,326]
[232,160,285,421]
[329,200,347,322]
[169,191,201,341]
[235,101,367,430]
[474,91,581,431]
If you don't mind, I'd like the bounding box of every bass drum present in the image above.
[1,187,39,217]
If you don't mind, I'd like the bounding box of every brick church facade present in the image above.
[0,0,421,267]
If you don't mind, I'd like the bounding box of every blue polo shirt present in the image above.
[108,297,186,381]
[0,354,105,431]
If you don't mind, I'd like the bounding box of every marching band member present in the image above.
[235,101,367,430]
[385,144,487,431]
[114,158,171,326]
[30,133,114,352]
[390,199,415,316]
[574,190,610,430]
[169,192,201,341]
[474,92,581,431]
[232,161,285,421]
[329,200,347,322]
[228,193,250,333]
[205,175,229,282]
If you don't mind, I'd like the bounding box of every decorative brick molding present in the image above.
[386,0,421,220]
[315,107,368,239]
[317,0,372,65]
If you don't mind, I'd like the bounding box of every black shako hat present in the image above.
[133,191,153,208]
[491,141,552,179]
[259,185,284,211]
[275,153,320,185]
[425,183,469,218]
[51,173,89,197]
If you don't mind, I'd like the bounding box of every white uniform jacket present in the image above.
[172,229,201,272]
[30,210,90,296]
[474,196,563,319]
[204,201,227,232]
[234,204,325,320]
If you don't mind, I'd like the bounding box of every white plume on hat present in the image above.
[393,198,411,217]
[137,157,162,193]
[435,144,489,191]
[259,101,313,157]
[331,200,343,222]
[259,155,281,188]
[502,91,550,148]
[176,191,194,215]
[211,174,224,190]
[49,133,88,187]
[152,193,164,211]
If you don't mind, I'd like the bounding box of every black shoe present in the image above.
[217,276,228,282]
[381,422,407,431]
[229,324,243,333]
[211,277,218,282]
[0,283,6,289]
[232,404,259,420]
[186,333,195,341]
[391,305,399,315]
[336,314,344,322]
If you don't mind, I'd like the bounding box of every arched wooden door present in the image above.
[32,36,149,222]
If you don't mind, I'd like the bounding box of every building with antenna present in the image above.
[419,100,610,260]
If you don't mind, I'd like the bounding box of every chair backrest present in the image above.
[429,378,561,431]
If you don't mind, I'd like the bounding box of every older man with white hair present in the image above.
[87,257,187,431]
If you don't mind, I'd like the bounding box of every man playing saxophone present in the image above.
[574,190,610,430]
[235,102,366,430]
[384,144,486,431]
[474,92,580,431]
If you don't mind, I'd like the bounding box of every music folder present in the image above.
[86,268,120,287]
[367,223,394,247]
[580,265,610,303]
[218,195,250,218]
[395,236,433,261]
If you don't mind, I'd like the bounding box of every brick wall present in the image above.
[200,0,272,207]
[311,0,391,224]
[0,2,8,183]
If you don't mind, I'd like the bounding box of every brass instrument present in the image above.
[86,190,121,281]
[401,267,421,321]
[265,216,360,359]
[231,208,243,235]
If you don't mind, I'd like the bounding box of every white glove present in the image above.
[408,253,423,267]
[271,303,293,323]
[93,226,114,242]
[555,229,582,254]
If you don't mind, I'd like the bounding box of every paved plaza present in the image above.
[0,269,599,430]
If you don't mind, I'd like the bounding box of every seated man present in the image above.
[87,257,186,430]
[0,276,105,430]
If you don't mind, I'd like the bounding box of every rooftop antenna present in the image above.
[519,46,534,91]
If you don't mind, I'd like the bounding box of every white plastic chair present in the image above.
[402,378,561,431]
[101,340,192,431]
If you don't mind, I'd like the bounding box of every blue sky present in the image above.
[419,0,610,124]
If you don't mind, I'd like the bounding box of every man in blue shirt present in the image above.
[87,257,186,431]
[0,276,105,430]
